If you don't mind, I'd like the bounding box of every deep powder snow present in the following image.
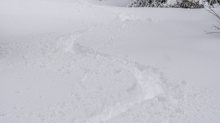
[0,0,220,123]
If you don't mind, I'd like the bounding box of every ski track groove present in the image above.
[1,2,220,122]
[1,24,167,122]
[1,26,220,123]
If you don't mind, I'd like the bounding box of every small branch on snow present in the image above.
[204,7,220,19]
[204,31,220,34]
[204,6,220,34]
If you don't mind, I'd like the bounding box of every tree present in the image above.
[207,0,220,7]
[127,0,204,8]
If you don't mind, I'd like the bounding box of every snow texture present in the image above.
[0,0,220,123]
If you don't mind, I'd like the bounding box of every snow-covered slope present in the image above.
[0,0,220,123]
[82,0,132,7]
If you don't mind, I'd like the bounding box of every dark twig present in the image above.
[204,6,220,34]
[204,7,220,19]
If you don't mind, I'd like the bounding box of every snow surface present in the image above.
[0,0,220,123]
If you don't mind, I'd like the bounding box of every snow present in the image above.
[0,0,220,123]
[81,0,132,7]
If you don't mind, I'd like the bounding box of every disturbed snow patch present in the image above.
[106,84,220,123]
[1,31,219,123]
[54,32,167,122]
[1,32,166,123]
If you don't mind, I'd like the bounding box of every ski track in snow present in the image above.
[1,23,220,123]
[1,1,220,123]
[0,25,165,122]
[79,0,158,23]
